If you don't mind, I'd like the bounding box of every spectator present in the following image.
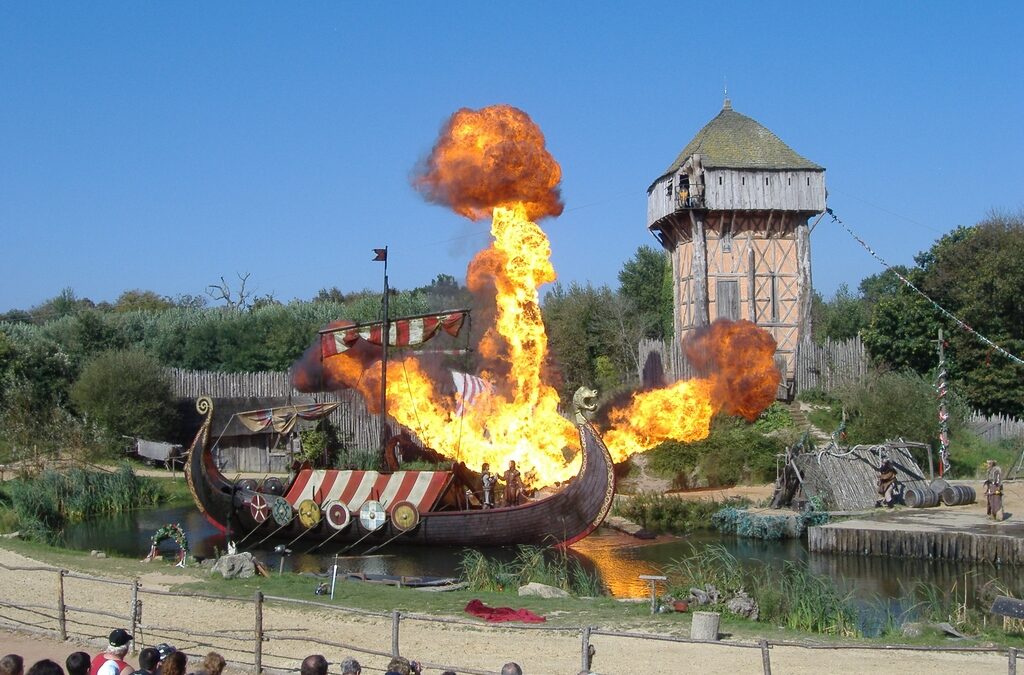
[27,662,64,675]
[338,657,360,675]
[1,655,24,675]
[501,664,523,675]
[384,656,410,675]
[153,645,176,675]
[299,656,327,675]
[441,672,456,675]
[90,629,134,675]
[159,654,185,675]
[132,649,159,675]
[65,654,89,675]
[189,653,224,675]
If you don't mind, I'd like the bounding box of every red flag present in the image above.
[372,248,387,261]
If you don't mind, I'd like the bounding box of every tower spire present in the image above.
[723,78,731,110]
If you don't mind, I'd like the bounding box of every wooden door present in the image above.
[717,280,740,320]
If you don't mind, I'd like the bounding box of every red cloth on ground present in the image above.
[464,599,546,623]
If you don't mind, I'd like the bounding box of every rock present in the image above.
[198,558,217,569]
[932,622,967,639]
[725,592,759,621]
[95,552,107,559]
[90,550,101,557]
[901,622,925,638]
[689,587,710,605]
[704,584,721,605]
[518,582,570,599]
[211,552,256,580]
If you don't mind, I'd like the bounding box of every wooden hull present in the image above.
[184,397,616,549]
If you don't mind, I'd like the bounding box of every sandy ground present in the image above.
[0,548,1014,675]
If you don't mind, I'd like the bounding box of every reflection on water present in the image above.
[64,506,1024,605]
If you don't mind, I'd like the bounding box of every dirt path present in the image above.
[0,547,1012,675]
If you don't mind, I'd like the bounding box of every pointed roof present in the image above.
[664,100,823,174]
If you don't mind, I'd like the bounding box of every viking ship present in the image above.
[184,395,616,549]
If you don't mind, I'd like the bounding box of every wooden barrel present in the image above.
[941,484,976,506]
[905,487,939,508]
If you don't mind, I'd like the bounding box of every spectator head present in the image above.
[26,661,63,675]
[137,649,160,673]
[64,654,89,675]
[106,629,132,658]
[339,657,360,675]
[442,672,457,675]
[199,653,225,675]
[501,663,523,675]
[161,653,186,675]
[384,657,410,675]
[0,655,24,675]
[299,656,327,675]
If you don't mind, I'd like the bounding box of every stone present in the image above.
[211,552,256,580]
[901,622,925,638]
[518,582,570,599]
[689,587,710,605]
[725,591,759,621]
[95,552,107,559]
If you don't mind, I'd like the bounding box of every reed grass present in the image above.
[457,545,605,597]
[5,464,162,544]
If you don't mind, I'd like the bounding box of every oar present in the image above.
[361,526,414,555]
[283,525,315,550]
[304,526,347,554]
[233,517,272,548]
[246,521,292,550]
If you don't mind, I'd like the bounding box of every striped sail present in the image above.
[321,311,467,358]
[284,469,452,514]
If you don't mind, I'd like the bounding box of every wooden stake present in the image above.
[254,591,264,674]
[581,626,592,673]
[57,570,67,641]
[391,610,400,657]
[130,579,140,652]
[760,639,772,675]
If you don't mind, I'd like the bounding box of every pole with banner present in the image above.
[936,328,951,476]
[373,247,389,458]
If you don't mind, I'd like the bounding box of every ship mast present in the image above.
[374,247,389,457]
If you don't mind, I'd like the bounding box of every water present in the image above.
[64,505,1024,605]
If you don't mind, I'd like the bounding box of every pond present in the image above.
[64,504,1024,607]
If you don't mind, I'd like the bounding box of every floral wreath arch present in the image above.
[142,523,190,567]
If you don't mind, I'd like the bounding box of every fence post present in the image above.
[130,579,140,652]
[391,610,401,657]
[1010,647,1018,675]
[581,626,592,673]
[254,591,264,674]
[759,639,771,675]
[56,570,67,641]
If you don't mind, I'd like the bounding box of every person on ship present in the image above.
[503,460,523,507]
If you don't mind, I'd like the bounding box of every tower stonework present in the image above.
[647,100,826,394]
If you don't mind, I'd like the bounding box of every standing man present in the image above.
[503,460,522,507]
[985,459,1004,521]
[481,462,497,508]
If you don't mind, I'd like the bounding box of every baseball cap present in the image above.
[155,644,177,660]
[108,629,132,647]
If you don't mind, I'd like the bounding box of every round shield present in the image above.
[358,499,387,532]
[297,499,321,529]
[249,493,269,523]
[391,500,420,532]
[262,477,285,496]
[271,497,294,526]
[324,500,351,531]
[237,478,258,492]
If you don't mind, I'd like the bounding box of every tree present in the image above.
[206,273,256,311]
[31,287,93,323]
[70,349,178,443]
[114,290,174,313]
[812,283,870,342]
[618,246,672,340]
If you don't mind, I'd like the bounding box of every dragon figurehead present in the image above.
[572,386,598,425]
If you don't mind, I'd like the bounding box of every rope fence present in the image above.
[1,559,1020,675]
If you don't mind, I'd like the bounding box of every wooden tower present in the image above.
[647,99,826,394]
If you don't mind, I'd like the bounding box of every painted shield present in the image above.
[249,493,269,523]
[298,499,322,529]
[391,500,420,532]
[358,499,387,532]
[323,500,351,531]
[271,496,294,526]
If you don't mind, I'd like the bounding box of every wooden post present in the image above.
[57,570,67,641]
[254,591,264,675]
[1009,647,1018,675]
[760,639,771,675]
[391,610,401,657]
[581,626,592,673]
[130,579,140,652]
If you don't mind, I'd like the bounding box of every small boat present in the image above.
[185,395,616,549]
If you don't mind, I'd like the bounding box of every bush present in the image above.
[647,416,783,488]
[71,349,178,449]
[753,402,794,433]
[613,493,751,534]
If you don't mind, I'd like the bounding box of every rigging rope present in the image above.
[828,207,1024,367]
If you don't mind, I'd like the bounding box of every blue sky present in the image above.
[2,2,1022,312]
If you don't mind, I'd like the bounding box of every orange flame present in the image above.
[602,320,781,461]
[412,105,564,221]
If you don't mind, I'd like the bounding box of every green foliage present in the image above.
[945,430,1019,479]
[752,402,793,433]
[646,416,783,488]
[71,349,178,445]
[711,507,828,539]
[835,370,966,449]
[664,544,858,636]
[612,493,751,534]
[457,545,604,597]
[114,290,174,313]
[5,464,162,543]
[811,283,871,342]
[617,245,672,340]
[796,387,838,406]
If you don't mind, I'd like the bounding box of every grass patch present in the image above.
[612,493,751,534]
[458,545,604,596]
[946,431,1019,479]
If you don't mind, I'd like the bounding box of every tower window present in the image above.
[807,177,810,186]
[742,177,745,185]
[718,176,723,185]
[765,177,769,186]
[788,177,791,186]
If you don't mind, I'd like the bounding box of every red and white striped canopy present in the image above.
[284,469,452,514]
[321,312,467,358]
